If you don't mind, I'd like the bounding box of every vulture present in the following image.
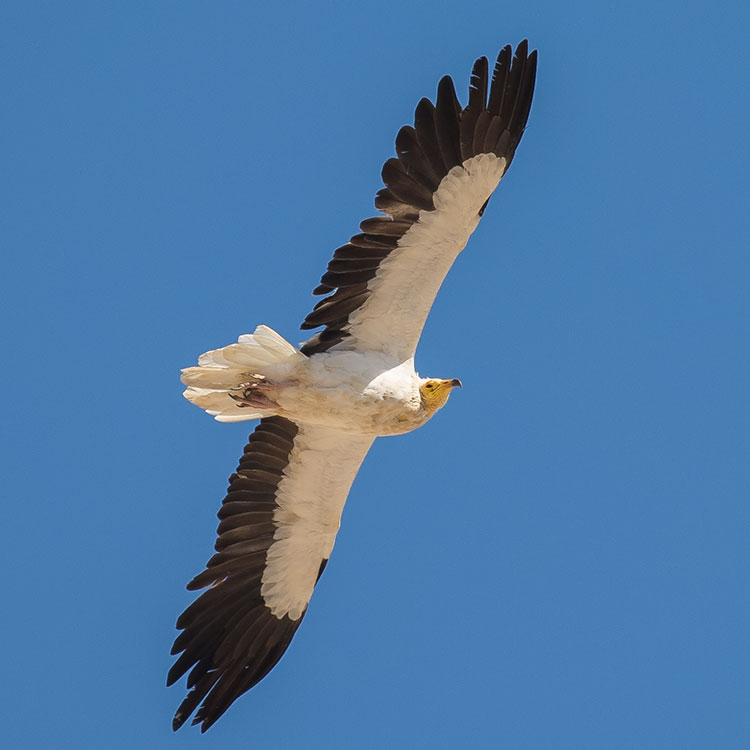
[169,40,537,731]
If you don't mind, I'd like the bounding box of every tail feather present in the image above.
[183,388,265,421]
[182,325,301,423]
[181,367,250,389]
[199,344,280,368]
[243,325,300,358]
[213,412,267,424]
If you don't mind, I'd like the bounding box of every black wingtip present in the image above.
[199,716,216,733]
[172,707,188,732]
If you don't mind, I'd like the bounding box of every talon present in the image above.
[228,386,277,409]
[230,374,265,392]
[227,376,294,409]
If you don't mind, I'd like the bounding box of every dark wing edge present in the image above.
[299,40,537,356]
[168,417,309,733]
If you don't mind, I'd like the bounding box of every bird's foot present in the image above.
[228,377,288,409]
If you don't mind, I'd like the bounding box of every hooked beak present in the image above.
[447,378,462,389]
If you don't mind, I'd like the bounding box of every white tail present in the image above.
[181,325,302,422]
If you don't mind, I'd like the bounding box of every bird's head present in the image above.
[419,378,462,414]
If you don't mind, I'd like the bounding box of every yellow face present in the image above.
[419,378,462,414]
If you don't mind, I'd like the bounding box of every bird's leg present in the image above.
[228,376,293,409]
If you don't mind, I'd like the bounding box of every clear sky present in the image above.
[3,1,749,748]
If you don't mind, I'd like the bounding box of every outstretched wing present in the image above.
[300,41,537,360]
[169,417,373,732]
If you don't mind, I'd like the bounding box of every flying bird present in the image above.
[169,40,537,731]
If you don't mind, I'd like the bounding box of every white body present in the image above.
[184,331,428,436]
[277,353,427,436]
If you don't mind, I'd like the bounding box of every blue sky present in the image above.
[3,1,749,747]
